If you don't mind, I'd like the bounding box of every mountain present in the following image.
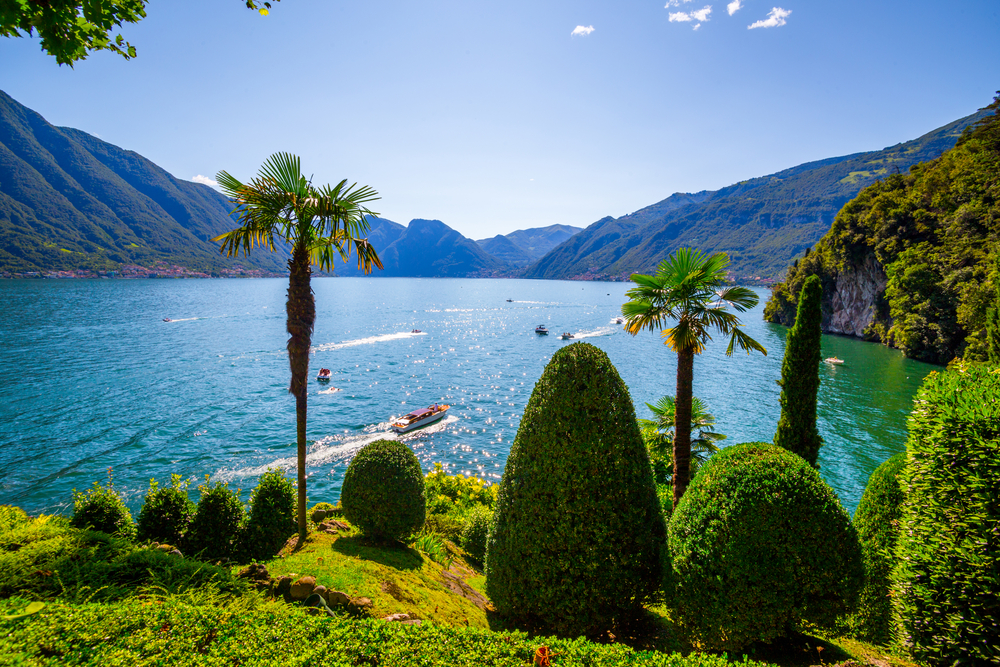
[334,217,509,278]
[523,111,993,281]
[476,224,583,268]
[763,96,999,365]
[0,90,286,275]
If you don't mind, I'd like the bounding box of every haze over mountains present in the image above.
[0,87,989,280]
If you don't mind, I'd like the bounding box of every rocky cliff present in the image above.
[826,254,888,337]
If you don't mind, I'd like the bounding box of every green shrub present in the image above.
[485,342,665,636]
[185,477,246,562]
[70,469,137,541]
[424,463,497,515]
[844,452,906,645]
[669,442,863,652]
[136,475,194,545]
[0,505,29,533]
[242,469,296,561]
[423,513,464,541]
[341,440,425,543]
[893,365,1000,665]
[460,505,492,565]
[309,502,337,523]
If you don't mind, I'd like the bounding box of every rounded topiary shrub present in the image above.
[185,478,246,562]
[669,442,863,652]
[844,452,906,645]
[341,439,425,543]
[70,472,137,541]
[460,505,492,565]
[893,366,1000,665]
[242,468,296,561]
[136,474,194,545]
[485,342,666,636]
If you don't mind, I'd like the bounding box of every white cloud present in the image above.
[669,5,712,28]
[690,6,712,21]
[192,175,218,188]
[748,7,791,29]
[727,0,743,15]
[664,0,696,6]
[571,25,595,36]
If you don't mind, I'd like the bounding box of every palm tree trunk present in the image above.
[673,348,695,510]
[287,243,316,543]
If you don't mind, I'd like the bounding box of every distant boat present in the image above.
[535,325,549,335]
[560,332,574,340]
[825,357,845,365]
[391,404,449,433]
[506,299,513,302]
[162,317,172,322]
[615,317,624,324]
[317,368,332,380]
[411,329,422,334]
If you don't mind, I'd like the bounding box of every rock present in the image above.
[316,521,339,534]
[237,563,270,581]
[311,509,328,523]
[276,576,293,597]
[157,544,173,552]
[828,254,888,338]
[313,584,327,598]
[401,620,422,626]
[350,596,373,609]
[168,549,182,557]
[382,613,411,622]
[325,590,351,607]
[289,576,316,600]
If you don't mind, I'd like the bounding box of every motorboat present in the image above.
[391,404,450,433]
[535,325,549,335]
[824,357,845,365]
[163,317,172,322]
[316,368,332,381]
[506,299,513,302]
[560,332,574,340]
[614,317,624,324]
[411,329,422,334]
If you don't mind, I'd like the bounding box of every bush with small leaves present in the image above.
[341,439,425,543]
[136,474,194,545]
[0,505,29,534]
[185,477,246,562]
[242,468,296,561]
[460,505,492,565]
[70,469,137,541]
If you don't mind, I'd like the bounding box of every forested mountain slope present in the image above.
[524,110,992,281]
[764,94,999,364]
[476,224,583,267]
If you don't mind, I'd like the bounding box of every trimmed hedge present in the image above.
[460,505,492,565]
[485,342,665,636]
[70,473,137,541]
[242,468,296,561]
[845,452,906,645]
[669,442,863,652]
[893,365,1000,665]
[341,439,426,543]
[185,479,246,562]
[136,474,194,545]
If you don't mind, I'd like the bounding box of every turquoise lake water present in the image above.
[0,278,938,517]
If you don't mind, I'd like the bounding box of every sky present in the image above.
[1,0,998,240]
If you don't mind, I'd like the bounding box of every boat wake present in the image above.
[572,327,617,340]
[312,331,425,353]
[164,317,200,322]
[317,387,342,395]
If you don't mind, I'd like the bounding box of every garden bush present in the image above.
[0,505,29,533]
[485,342,665,636]
[844,452,906,645]
[669,442,863,652]
[185,477,246,562]
[136,474,194,545]
[423,462,497,541]
[242,469,296,561]
[341,439,425,543]
[892,365,1000,665]
[460,505,492,565]
[70,470,137,541]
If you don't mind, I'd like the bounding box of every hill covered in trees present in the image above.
[523,110,992,282]
[476,224,582,268]
[0,90,286,276]
[764,94,999,364]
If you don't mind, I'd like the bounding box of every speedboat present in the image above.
[391,404,450,433]
[560,332,574,340]
[163,317,172,322]
[614,317,624,324]
[506,299,513,302]
[824,357,845,365]
[316,368,332,381]
[535,325,549,335]
[411,329,422,334]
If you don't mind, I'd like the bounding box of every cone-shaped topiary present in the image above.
[460,505,492,565]
[341,439,425,543]
[844,452,905,645]
[242,468,296,561]
[669,442,863,652]
[485,342,666,636]
[774,273,824,466]
[136,474,194,545]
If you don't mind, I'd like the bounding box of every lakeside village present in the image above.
[0,262,284,280]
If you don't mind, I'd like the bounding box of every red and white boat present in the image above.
[391,404,449,433]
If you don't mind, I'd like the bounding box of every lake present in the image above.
[0,277,938,517]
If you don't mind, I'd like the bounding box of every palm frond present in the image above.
[725,326,769,357]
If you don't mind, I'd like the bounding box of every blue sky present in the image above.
[1,0,998,239]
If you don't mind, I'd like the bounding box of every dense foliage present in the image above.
[639,395,724,485]
[765,95,1000,364]
[242,468,296,561]
[341,439,426,543]
[893,365,1000,665]
[485,343,665,635]
[669,442,863,652]
[774,274,824,465]
[423,463,497,540]
[0,504,29,533]
[459,505,492,565]
[136,474,194,545]
[70,471,137,541]
[844,452,906,645]
[185,478,246,561]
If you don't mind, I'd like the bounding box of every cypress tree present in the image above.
[986,251,1000,363]
[774,274,824,466]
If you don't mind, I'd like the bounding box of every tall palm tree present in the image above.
[212,152,382,543]
[622,248,766,508]
[639,395,725,483]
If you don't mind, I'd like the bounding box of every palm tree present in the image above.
[639,395,725,483]
[623,248,766,508]
[212,152,382,543]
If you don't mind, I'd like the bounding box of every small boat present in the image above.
[824,357,845,365]
[615,317,624,324]
[560,332,574,340]
[391,403,450,433]
[163,317,172,322]
[411,329,422,334]
[316,368,332,381]
[506,299,513,302]
[535,325,549,335]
